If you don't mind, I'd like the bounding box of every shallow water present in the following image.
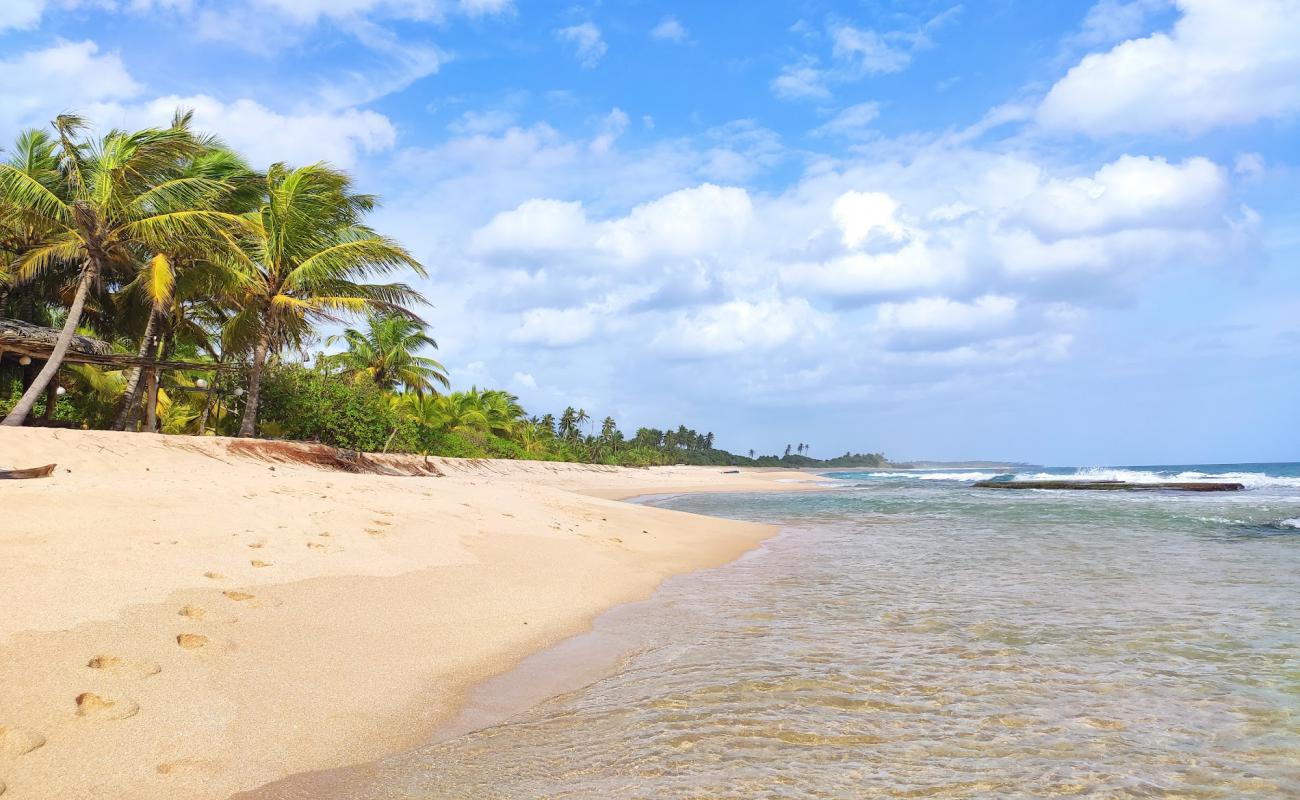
[292,464,1300,798]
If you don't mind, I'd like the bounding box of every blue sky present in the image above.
[2,0,1297,464]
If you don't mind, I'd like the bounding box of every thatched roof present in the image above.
[0,316,232,372]
[0,318,111,357]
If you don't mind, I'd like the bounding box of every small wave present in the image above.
[865,471,1002,482]
[1276,517,1300,529]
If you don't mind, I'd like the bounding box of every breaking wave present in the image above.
[1024,468,1300,490]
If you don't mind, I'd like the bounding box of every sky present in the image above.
[2,0,1298,465]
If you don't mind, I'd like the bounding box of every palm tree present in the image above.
[558,406,577,438]
[323,311,448,393]
[0,128,63,320]
[113,130,259,431]
[1,115,245,426]
[219,163,426,437]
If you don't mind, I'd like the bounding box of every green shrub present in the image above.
[256,365,396,451]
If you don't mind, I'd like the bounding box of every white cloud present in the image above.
[447,109,518,135]
[472,184,755,269]
[472,199,591,256]
[1014,155,1227,239]
[0,40,141,130]
[771,58,831,100]
[1072,0,1170,46]
[831,24,912,75]
[0,0,45,30]
[513,306,599,347]
[652,299,829,358]
[458,0,512,16]
[555,22,607,68]
[773,9,959,101]
[99,95,396,167]
[874,295,1020,350]
[650,15,688,43]
[243,0,509,24]
[813,102,881,139]
[831,191,908,248]
[1040,0,1300,134]
[0,39,397,168]
[510,371,537,389]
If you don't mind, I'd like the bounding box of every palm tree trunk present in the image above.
[237,326,271,438]
[41,382,58,422]
[144,328,172,433]
[113,309,159,430]
[2,259,98,427]
[196,366,220,435]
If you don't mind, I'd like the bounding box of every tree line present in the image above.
[0,112,888,469]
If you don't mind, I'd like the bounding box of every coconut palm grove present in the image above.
[0,113,886,469]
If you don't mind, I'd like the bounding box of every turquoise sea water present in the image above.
[275,463,1300,798]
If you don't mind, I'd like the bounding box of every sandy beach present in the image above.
[0,429,819,800]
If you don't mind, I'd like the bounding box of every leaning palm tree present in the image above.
[220,163,426,437]
[1,115,246,426]
[323,311,448,394]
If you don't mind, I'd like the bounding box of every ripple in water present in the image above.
[278,468,1300,799]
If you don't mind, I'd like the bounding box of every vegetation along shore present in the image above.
[0,113,885,470]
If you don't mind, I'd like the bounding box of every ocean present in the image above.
[300,463,1300,798]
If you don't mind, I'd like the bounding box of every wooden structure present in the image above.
[0,318,233,373]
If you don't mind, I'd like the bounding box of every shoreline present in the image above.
[237,523,797,799]
[0,429,823,800]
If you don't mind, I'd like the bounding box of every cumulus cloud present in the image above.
[124,95,397,167]
[0,0,45,30]
[652,299,829,358]
[0,40,396,168]
[1014,155,1227,239]
[472,184,754,269]
[1040,0,1300,134]
[0,40,141,130]
[555,22,607,68]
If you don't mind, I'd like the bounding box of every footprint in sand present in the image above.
[176,634,208,650]
[75,692,139,720]
[306,542,326,549]
[86,655,161,679]
[250,560,273,568]
[203,572,225,580]
[247,542,264,549]
[178,605,204,619]
[0,726,46,757]
[364,528,385,537]
[222,591,255,602]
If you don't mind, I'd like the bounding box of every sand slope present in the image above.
[0,429,816,800]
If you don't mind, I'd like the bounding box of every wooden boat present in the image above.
[0,463,56,480]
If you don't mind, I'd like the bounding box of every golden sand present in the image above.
[0,428,817,799]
